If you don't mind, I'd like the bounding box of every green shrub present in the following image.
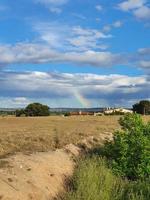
[64,112,71,117]
[16,109,26,117]
[63,156,149,200]
[104,114,150,180]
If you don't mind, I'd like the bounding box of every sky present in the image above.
[0,0,150,108]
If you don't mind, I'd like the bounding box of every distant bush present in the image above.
[64,112,71,117]
[104,111,125,115]
[0,111,15,116]
[104,114,150,180]
[16,109,26,117]
[16,103,50,117]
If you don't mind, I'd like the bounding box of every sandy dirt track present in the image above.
[0,149,74,200]
[0,134,113,200]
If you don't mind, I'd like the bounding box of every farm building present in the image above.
[70,111,94,116]
[104,108,133,115]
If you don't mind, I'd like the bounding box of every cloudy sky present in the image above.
[0,0,150,108]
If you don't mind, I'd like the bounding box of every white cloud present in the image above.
[139,60,150,68]
[13,97,31,106]
[103,25,112,32]
[113,20,123,28]
[36,0,68,6]
[96,18,101,22]
[137,48,150,70]
[49,7,62,14]
[0,97,30,108]
[1,42,150,70]
[133,6,150,19]
[118,0,150,20]
[138,47,150,54]
[0,43,123,67]
[103,21,123,33]
[68,26,111,51]
[118,0,146,11]
[72,13,86,20]
[62,51,123,67]
[96,5,103,11]
[33,23,112,51]
[35,0,68,13]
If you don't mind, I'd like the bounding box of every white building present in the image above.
[104,108,133,115]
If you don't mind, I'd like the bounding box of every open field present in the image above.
[0,115,150,158]
[0,115,150,200]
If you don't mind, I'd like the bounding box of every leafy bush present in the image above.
[64,112,71,117]
[104,111,125,116]
[16,109,26,117]
[104,114,150,180]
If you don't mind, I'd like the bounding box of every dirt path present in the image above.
[0,134,112,200]
[0,149,76,200]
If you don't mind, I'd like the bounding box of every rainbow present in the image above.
[73,89,91,108]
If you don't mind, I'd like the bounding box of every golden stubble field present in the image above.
[0,115,150,158]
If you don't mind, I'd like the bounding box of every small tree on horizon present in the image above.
[16,103,50,117]
[25,103,50,116]
[133,100,150,115]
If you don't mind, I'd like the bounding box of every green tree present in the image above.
[133,100,150,115]
[25,103,50,116]
[16,103,50,117]
[104,114,150,180]
[16,109,26,117]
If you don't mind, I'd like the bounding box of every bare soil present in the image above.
[0,134,112,200]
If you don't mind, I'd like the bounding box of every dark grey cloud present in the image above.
[0,71,149,107]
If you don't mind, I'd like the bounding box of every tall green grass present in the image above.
[63,156,149,200]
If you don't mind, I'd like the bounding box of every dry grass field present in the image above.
[0,115,150,158]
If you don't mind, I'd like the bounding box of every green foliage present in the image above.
[63,156,150,200]
[25,103,49,116]
[104,111,125,116]
[133,100,150,115]
[16,109,26,117]
[0,110,15,116]
[64,112,71,117]
[16,103,50,117]
[63,114,150,200]
[104,114,150,180]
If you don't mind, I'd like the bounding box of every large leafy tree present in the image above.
[133,100,150,115]
[16,103,50,117]
[25,103,50,116]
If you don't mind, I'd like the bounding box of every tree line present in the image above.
[15,100,150,117]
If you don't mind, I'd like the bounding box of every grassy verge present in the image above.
[62,156,149,200]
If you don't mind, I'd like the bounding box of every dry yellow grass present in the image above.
[0,115,149,158]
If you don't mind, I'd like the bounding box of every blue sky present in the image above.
[0,0,150,108]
